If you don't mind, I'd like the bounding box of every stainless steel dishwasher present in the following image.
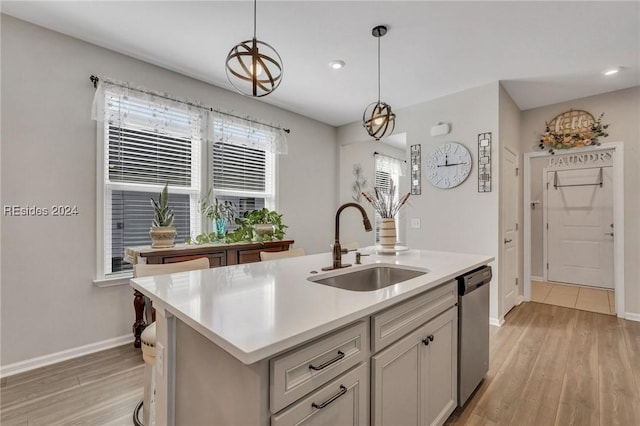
[457,265,492,407]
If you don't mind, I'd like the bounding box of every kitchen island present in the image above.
[131,249,493,425]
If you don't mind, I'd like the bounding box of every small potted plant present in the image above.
[226,208,287,243]
[149,183,177,248]
[361,180,410,248]
[200,190,236,240]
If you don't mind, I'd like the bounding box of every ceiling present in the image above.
[3,1,639,127]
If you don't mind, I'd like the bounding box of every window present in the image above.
[374,154,403,243]
[208,119,277,229]
[96,87,201,277]
[93,81,286,280]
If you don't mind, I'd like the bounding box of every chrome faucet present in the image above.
[322,203,373,271]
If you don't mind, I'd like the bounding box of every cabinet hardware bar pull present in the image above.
[504,238,512,244]
[311,385,348,409]
[309,350,345,371]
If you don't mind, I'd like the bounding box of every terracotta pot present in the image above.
[149,226,177,248]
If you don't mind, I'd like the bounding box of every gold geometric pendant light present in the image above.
[363,25,396,140]
[226,0,283,97]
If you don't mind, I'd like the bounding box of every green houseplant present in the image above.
[149,183,177,247]
[200,190,237,239]
[226,208,287,243]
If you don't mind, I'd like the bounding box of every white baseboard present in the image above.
[490,316,504,327]
[625,312,640,322]
[530,275,545,282]
[1,334,134,378]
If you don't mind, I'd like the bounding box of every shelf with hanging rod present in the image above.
[553,167,603,189]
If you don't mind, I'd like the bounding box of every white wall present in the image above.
[337,82,502,321]
[337,140,407,249]
[1,15,338,367]
[520,86,640,317]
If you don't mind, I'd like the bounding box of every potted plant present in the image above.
[226,208,287,243]
[149,183,177,248]
[200,190,236,240]
[361,180,410,248]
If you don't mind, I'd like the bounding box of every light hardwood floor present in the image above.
[1,344,143,425]
[447,302,640,426]
[2,303,639,426]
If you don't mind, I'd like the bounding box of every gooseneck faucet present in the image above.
[322,202,373,271]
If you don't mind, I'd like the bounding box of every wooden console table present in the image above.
[126,239,294,347]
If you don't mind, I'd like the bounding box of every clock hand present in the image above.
[437,162,469,167]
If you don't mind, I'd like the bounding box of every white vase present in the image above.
[149,226,177,248]
[379,218,396,248]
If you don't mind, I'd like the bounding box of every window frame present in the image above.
[95,94,202,282]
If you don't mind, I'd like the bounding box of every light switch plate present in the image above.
[411,218,421,228]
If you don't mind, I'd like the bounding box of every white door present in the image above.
[502,148,518,315]
[546,167,614,288]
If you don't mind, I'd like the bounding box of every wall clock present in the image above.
[425,142,472,189]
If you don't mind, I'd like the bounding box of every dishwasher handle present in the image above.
[457,265,492,295]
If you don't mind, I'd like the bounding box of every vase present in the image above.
[214,218,227,239]
[379,218,396,248]
[254,223,274,241]
[149,226,177,248]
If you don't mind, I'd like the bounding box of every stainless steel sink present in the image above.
[308,265,427,291]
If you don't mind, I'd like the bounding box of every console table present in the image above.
[125,239,294,347]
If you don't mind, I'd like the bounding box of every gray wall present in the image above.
[337,82,502,321]
[1,15,338,367]
[521,86,640,316]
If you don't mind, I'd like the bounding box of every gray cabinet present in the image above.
[372,307,457,426]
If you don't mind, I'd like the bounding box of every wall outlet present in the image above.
[156,342,164,378]
[411,218,421,229]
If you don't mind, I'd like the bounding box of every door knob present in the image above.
[504,238,513,244]
[605,232,614,237]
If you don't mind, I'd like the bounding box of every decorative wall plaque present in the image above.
[410,144,421,195]
[539,109,609,153]
[478,133,491,192]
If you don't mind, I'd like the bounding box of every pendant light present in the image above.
[363,25,396,141]
[226,0,283,97]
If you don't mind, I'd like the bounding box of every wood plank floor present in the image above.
[2,302,639,425]
[1,344,143,426]
[446,302,640,426]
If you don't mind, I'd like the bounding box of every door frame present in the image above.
[524,142,625,317]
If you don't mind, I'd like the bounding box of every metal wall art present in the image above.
[478,133,491,192]
[410,144,421,195]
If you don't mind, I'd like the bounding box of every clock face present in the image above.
[425,142,472,189]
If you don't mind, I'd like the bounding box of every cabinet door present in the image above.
[372,307,457,426]
[371,324,427,426]
[423,307,457,426]
[271,363,368,426]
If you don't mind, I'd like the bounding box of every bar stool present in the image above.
[132,257,210,426]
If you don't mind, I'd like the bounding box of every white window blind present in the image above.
[99,86,201,276]
[209,119,276,220]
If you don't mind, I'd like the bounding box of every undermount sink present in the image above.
[308,265,427,292]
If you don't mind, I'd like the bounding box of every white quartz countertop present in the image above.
[130,249,493,364]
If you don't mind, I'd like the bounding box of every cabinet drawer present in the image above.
[271,363,369,426]
[270,321,367,413]
[371,281,456,353]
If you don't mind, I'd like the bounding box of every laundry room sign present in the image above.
[546,150,613,170]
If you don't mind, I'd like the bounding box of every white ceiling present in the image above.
[3,1,639,127]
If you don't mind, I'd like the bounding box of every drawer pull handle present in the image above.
[311,385,348,409]
[309,350,345,371]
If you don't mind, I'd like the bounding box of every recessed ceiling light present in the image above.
[329,60,346,70]
[602,67,621,76]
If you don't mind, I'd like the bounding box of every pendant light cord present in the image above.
[253,0,257,39]
[377,35,381,103]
